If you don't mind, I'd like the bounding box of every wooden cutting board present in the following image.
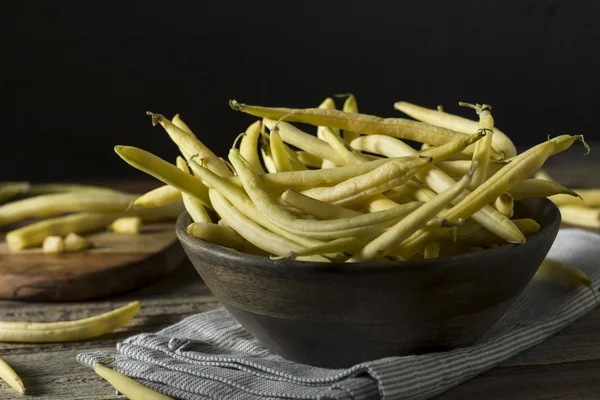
[0,222,186,302]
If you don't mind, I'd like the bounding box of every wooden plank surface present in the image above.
[0,265,216,399]
[0,146,599,399]
[0,222,185,301]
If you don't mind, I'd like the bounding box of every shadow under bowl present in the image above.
[176,198,560,368]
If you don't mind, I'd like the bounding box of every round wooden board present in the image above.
[0,222,186,302]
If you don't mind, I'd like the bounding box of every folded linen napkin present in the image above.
[78,229,600,400]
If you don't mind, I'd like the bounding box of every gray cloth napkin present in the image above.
[78,229,600,400]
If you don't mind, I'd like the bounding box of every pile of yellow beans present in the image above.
[117,96,589,263]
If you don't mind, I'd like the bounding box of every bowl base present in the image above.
[223,298,515,368]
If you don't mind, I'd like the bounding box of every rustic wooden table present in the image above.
[0,147,598,400]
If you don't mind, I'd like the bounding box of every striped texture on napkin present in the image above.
[78,229,600,400]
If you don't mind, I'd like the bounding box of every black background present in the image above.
[2,0,598,182]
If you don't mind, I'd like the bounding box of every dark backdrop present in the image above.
[2,0,598,181]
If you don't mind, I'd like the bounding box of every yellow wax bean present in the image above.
[109,217,142,235]
[551,189,600,207]
[559,205,600,229]
[457,218,540,247]
[351,135,419,158]
[550,134,589,155]
[419,130,487,163]
[0,357,25,394]
[263,119,346,166]
[391,228,449,259]
[209,190,329,262]
[426,216,465,229]
[355,133,524,242]
[5,204,181,251]
[387,182,437,203]
[534,170,555,182]
[300,157,431,206]
[131,201,184,222]
[410,143,555,251]
[353,134,523,243]
[431,149,472,161]
[0,192,136,227]
[503,135,587,162]
[279,236,375,260]
[64,233,94,252]
[435,160,505,178]
[535,259,592,288]
[295,151,324,168]
[0,302,140,342]
[494,193,514,218]
[269,128,294,172]
[43,236,65,254]
[226,157,391,190]
[147,112,232,177]
[316,97,337,141]
[171,113,193,134]
[363,195,413,212]
[342,94,360,143]
[375,192,413,205]
[176,157,212,223]
[133,185,182,208]
[232,100,464,146]
[187,222,266,255]
[115,146,211,209]
[0,182,30,203]
[531,169,591,205]
[320,127,359,166]
[229,149,423,238]
[260,146,278,173]
[239,120,265,174]
[361,153,382,161]
[443,141,555,224]
[348,164,475,262]
[513,218,541,236]
[321,159,339,169]
[459,102,494,188]
[394,101,516,158]
[387,143,549,255]
[281,189,362,219]
[508,179,580,201]
[27,184,122,196]
[191,162,327,247]
[95,364,172,400]
[316,98,339,169]
[317,122,407,211]
[282,144,307,171]
[94,363,173,400]
[453,218,484,239]
[351,131,484,163]
[424,242,441,259]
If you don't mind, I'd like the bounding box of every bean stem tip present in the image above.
[579,135,591,155]
[468,161,478,178]
[232,132,245,150]
[145,111,162,126]
[229,100,244,111]
[459,102,490,115]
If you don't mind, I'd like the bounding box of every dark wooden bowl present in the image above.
[176,198,560,368]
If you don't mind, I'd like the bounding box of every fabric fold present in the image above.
[78,229,600,400]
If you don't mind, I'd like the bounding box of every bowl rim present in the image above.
[176,198,561,272]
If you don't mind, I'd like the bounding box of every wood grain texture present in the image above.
[0,181,186,302]
[0,264,217,399]
[0,223,185,301]
[0,147,598,399]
